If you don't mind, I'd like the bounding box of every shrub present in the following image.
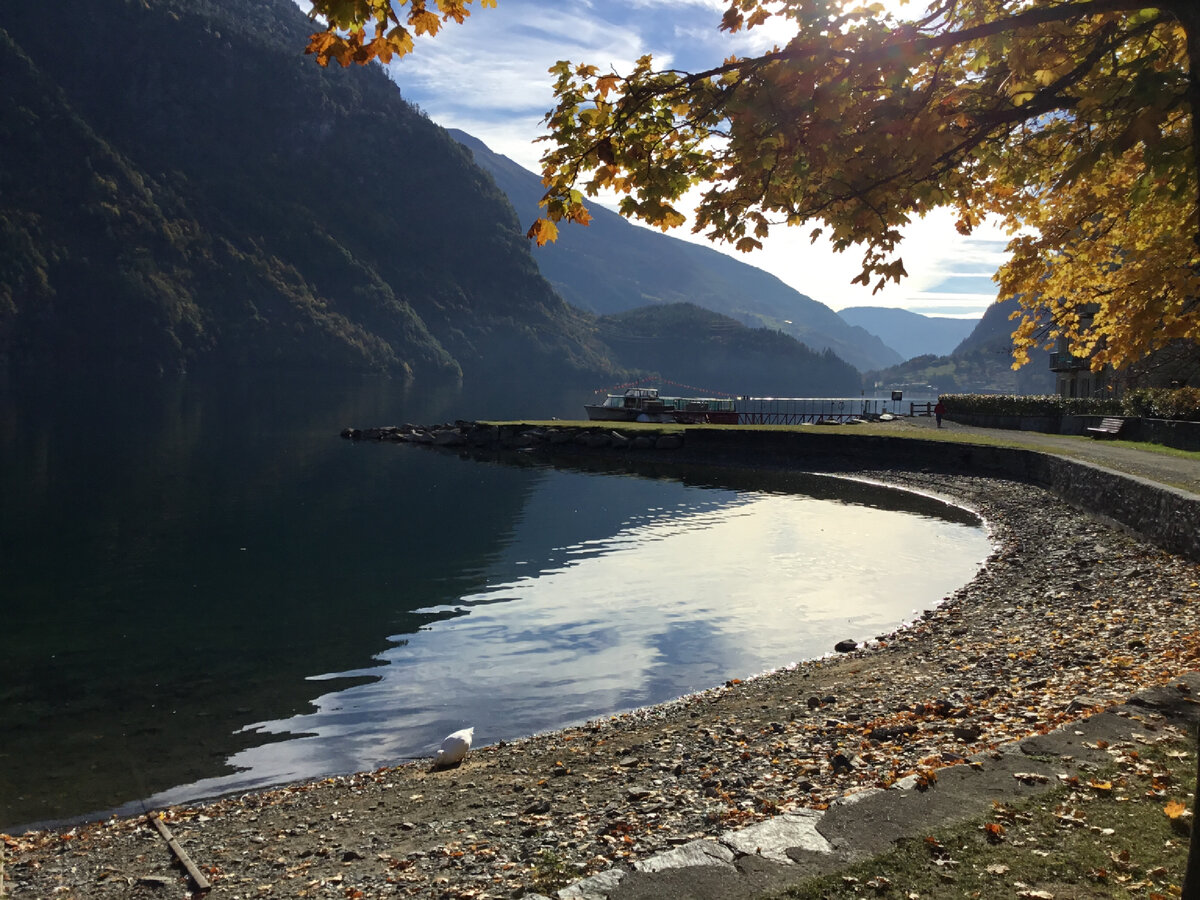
[1122,387,1200,421]
[940,393,1123,416]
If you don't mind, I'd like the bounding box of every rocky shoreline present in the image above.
[340,421,691,451]
[5,462,1200,899]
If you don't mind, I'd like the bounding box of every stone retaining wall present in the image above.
[343,422,1200,563]
[947,413,1200,450]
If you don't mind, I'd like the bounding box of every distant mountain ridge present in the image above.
[451,130,903,373]
[837,307,977,361]
[867,298,1054,394]
[597,304,862,396]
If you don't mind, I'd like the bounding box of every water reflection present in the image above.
[1,373,586,828]
[144,469,988,811]
[1,373,989,829]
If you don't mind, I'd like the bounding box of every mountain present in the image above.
[451,131,903,373]
[0,0,613,383]
[837,307,977,361]
[866,298,1054,394]
[597,304,862,396]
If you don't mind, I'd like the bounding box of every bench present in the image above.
[1086,416,1125,439]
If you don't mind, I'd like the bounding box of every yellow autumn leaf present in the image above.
[409,10,441,36]
[595,75,621,99]
[1165,800,1188,819]
[526,217,559,246]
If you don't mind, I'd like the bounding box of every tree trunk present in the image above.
[1173,3,1200,254]
[1183,723,1200,900]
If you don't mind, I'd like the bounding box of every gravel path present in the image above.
[895,414,1200,494]
[5,466,1200,900]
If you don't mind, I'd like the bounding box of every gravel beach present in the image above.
[4,467,1200,899]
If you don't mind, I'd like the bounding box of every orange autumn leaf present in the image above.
[1165,799,1189,819]
[526,217,559,246]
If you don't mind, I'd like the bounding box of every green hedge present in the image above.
[939,394,1124,416]
[941,390,1200,422]
[1122,387,1200,421]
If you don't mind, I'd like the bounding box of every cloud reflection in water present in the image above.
[147,482,988,808]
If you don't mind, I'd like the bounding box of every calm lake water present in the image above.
[0,374,989,830]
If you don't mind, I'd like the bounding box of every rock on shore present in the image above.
[340,421,687,451]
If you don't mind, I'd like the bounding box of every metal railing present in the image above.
[1049,351,1089,372]
[733,397,897,424]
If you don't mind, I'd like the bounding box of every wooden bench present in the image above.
[1086,416,1125,438]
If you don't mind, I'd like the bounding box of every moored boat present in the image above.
[584,388,738,424]
[585,390,907,425]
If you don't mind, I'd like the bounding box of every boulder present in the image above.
[432,429,465,446]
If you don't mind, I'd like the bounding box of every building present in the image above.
[1049,336,1113,398]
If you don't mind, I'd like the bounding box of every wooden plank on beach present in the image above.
[147,813,212,891]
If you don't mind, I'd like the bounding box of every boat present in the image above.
[585,389,911,425]
[584,388,738,424]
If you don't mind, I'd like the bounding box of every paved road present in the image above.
[893,414,1200,495]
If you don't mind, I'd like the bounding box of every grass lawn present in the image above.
[488,419,1200,464]
[770,730,1197,899]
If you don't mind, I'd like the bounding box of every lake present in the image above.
[0,373,989,830]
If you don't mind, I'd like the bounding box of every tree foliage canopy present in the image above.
[304,0,493,66]
[306,0,1200,374]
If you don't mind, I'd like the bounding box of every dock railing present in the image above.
[911,401,935,417]
[734,397,897,424]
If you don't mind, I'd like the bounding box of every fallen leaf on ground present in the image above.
[1013,772,1051,785]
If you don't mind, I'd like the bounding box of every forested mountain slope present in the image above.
[0,0,612,382]
[867,299,1054,394]
[452,131,902,374]
[597,304,862,397]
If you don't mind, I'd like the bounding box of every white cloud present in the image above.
[380,0,1013,317]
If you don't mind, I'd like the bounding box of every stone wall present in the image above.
[947,413,1200,451]
[1123,418,1200,452]
[344,421,1200,563]
[680,428,1200,563]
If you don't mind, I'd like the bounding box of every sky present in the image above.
[307,0,1012,319]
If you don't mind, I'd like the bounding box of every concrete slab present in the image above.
[559,676,1200,900]
[721,810,833,862]
[632,839,735,874]
[559,867,627,899]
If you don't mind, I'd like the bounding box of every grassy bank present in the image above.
[487,418,1200,494]
[497,419,1200,457]
[774,729,1197,899]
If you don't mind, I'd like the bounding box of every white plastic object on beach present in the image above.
[434,727,474,768]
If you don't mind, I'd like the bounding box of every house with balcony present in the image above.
[1049,337,1113,398]
[1050,334,1198,397]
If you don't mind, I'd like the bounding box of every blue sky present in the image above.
[303,0,1008,319]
